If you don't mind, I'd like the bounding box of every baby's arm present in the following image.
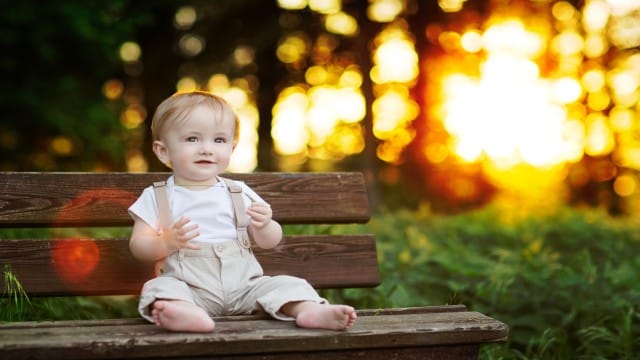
[247,202,282,249]
[129,215,201,261]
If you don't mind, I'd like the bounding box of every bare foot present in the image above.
[151,300,215,332]
[292,302,357,330]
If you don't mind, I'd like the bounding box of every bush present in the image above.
[320,205,640,359]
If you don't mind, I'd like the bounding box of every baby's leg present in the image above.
[151,300,215,332]
[281,301,357,330]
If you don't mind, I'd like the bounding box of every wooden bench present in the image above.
[0,171,508,359]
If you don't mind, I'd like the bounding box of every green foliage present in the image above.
[319,205,640,359]
[0,1,160,171]
[0,0,281,172]
[0,295,139,323]
[3,206,638,359]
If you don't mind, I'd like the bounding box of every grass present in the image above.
[2,264,30,321]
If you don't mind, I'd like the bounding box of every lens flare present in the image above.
[50,188,138,285]
[51,239,100,285]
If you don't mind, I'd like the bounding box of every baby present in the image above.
[128,91,357,332]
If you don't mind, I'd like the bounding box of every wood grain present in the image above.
[0,172,370,227]
[0,306,509,359]
[0,235,380,296]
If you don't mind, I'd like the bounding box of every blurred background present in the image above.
[3,0,640,215]
[2,1,640,358]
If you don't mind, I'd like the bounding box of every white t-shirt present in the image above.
[128,176,264,244]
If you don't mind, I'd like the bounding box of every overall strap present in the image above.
[152,178,252,250]
[153,181,173,237]
[152,181,172,276]
[220,177,251,249]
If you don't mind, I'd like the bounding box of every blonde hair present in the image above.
[151,91,240,144]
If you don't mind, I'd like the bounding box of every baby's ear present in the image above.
[152,141,172,168]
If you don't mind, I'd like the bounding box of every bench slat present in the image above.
[0,305,470,330]
[0,172,370,227]
[0,306,508,359]
[0,235,380,296]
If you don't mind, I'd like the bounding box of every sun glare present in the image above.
[442,45,577,169]
[267,0,640,204]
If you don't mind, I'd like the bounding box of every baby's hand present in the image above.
[162,216,201,251]
[247,202,272,230]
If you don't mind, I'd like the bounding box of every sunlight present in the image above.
[308,0,341,14]
[271,0,640,204]
[368,0,404,23]
[482,20,544,58]
[372,32,418,84]
[120,104,146,130]
[102,79,124,100]
[585,113,615,156]
[442,51,578,168]
[276,34,308,65]
[207,75,260,172]
[273,2,419,165]
[174,6,197,30]
[272,88,309,155]
[278,0,307,10]
[438,0,468,13]
[430,14,602,203]
[119,42,141,63]
[271,60,366,159]
[372,87,418,139]
[370,23,419,164]
[325,11,358,36]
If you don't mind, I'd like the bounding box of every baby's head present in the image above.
[151,91,239,144]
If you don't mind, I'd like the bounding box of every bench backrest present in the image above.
[0,172,379,296]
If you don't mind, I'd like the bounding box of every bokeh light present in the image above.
[103,0,640,210]
[174,6,197,30]
[119,42,141,63]
[271,0,640,209]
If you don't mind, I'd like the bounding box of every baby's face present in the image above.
[159,105,235,186]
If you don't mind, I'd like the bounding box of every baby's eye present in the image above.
[214,137,227,143]
[186,136,198,142]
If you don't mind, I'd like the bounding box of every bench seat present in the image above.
[0,306,507,359]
